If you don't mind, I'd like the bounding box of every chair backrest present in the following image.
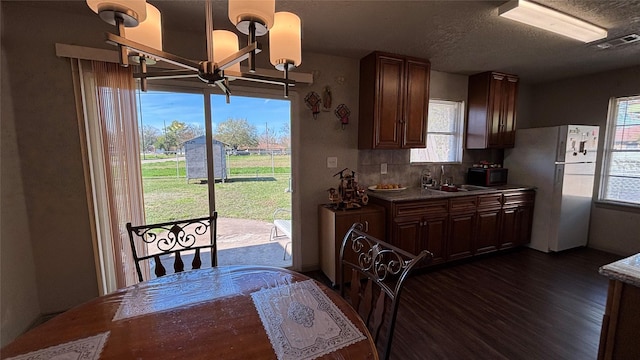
[338,222,432,360]
[126,213,218,283]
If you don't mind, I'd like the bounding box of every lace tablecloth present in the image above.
[113,268,240,321]
[251,280,366,360]
[4,332,109,360]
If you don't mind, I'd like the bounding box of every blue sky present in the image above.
[136,91,291,135]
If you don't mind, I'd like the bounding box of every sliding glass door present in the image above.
[135,85,293,270]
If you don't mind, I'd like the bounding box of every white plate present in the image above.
[368,185,407,192]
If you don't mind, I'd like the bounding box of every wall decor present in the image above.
[304,91,321,119]
[327,168,368,209]
[322,86,332,112]
[334,104,351,130]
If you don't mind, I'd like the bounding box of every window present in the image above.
[599,95,640,206]
[410,100,464,163]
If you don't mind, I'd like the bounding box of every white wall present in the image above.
[1,45,41,346]
[528,66,640,256]
[1,2,106,345]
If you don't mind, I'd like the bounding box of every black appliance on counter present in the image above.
[467,167,508,186]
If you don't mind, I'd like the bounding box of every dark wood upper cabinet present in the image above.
[466,71,519,149]
[358,51,431,149]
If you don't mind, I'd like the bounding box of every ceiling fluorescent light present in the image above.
[498,0,607,43]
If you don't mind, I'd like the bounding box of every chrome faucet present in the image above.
[440,165,446,185]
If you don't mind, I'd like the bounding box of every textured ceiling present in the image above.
[53,0,640,84]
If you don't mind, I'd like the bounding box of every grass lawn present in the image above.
[142,154,291,224]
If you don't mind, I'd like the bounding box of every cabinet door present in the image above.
[361,211,385,240]
[402,59,430,148]
[392,216,421,254]
[516,203,534,246]
[421,214,448,265]
[475,209,500,254]
[448,212,475,260]
[375,55,404,148]
[500,75,518,148]
[500,206,518,249]
[487,73,505,148]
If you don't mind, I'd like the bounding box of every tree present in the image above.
[140,125,160,152]
[260,123,278,149]
[278,122,291,148]
[214,118,259,149]
[155,120,202,153]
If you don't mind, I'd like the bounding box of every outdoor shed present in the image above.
[184,136,227,182]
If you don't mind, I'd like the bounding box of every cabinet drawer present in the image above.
[449,197,477,213]
[394,200,448,217]
[503,191,535,205]
[477,193,503,209]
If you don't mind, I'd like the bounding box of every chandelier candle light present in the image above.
[86,0,302,100]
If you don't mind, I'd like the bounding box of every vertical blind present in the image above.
[92,61,146,288]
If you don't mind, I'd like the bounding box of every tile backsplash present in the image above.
[357,148,504,188]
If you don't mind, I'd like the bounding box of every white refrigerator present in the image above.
[504,125,599,252]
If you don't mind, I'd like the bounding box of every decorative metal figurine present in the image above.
[334,104,350,129]
[322,86,332,112]
[304,91,321,119]
[327,168,368,209]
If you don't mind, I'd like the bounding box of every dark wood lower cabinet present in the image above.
[475,209,501,254]
[371,189,535,268]
[448,212,475,261]
[501,190,535,249]
[420,214,448,265]
[500,206,519,249]
[598,279,640,359]
[391,200,448,265]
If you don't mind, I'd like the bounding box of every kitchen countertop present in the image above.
[367,184,535,202]
[599,253,640,287]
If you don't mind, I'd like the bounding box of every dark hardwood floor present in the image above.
[309,247,622,360]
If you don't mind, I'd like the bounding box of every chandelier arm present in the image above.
[224,70,295,86]
[105,33,201,72]
[205,0,214,63]
[140,56,147,91]
[248,21,256,73]
[284,65,289,98]
[115,17,129,66]
[133,70,199,80]
[216,42,260,71]
[214,78,231,100]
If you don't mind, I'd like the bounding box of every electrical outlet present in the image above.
[327,157,338,168]
[381,163,388,174]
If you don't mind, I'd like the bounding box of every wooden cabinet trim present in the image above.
[394,200,448,217]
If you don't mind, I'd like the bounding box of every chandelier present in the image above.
[86,0,302,101]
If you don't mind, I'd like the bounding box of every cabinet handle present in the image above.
[364,220,369,232]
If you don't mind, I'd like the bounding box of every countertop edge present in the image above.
[367,184,536,202]
[599,253,640,287]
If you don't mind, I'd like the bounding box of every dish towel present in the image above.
[4,332,109,360]
[251,280,366,360]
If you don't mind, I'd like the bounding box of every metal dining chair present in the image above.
[338,222,432,360]
[126,213,218,283]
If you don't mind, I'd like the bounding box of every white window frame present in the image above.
[599,95,640,207]
[410,99,465,164]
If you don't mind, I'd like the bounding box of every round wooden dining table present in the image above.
[1,266,378,360]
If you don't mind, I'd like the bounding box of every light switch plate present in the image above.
[327,157,338,168]
[381,163,388,174]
